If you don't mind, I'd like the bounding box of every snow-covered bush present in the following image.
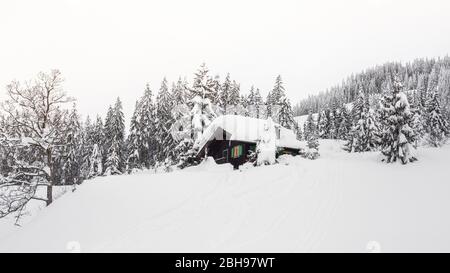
[305,134,320,160]
[256,118,276,166]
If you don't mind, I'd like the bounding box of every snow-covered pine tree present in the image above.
[324,109,333,139]
[247,86,256,118]
[425,89,449,147]
[103,105,114,165]
[351,90,368,123]
[191,63,215,101]
[438,68,450,112]
[170,64,218,169]
[363,109,381,151]
[303,111,316,141]
[210,75,221,106]
[304,112,320,160]
[380,76,417,164]
[189,64,217,138]
[254,88,263,119]
[79,116,93,179]
[137,84,157,168]
[344,91,368,152]
[92,115,105,176]
[93,115,105,151]
[427,66,440,94]
[409,93,427,148]
[219,73,232,114]
[317,110,328,138]
[337,105,352,140]
[61,104,82,185]
[417,73,428,108]
[126,101,142,173]
[306,132,320,160]
[172,77,188,106]
[293,121,303,141]
[104,97,125,174]
[88,143,103,178]
[411,110,426,148]
[155,77,176,162]
[229,80,241,114]
[271,75,286,105]
[329,100,340,139]
[266,91,273,119]
[277,96,294,129]
[248,86,256,105]
[104,135,122,175]
[241,95,250,117]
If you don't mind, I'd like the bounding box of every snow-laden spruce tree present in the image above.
[337,106,352,140]
[172,77,188,106]
[303,111,320,159]
[328,100,340,139]
[219,73,232,114]
[379,76,418,164]
[241,95,250,117]
[266,91,273,119]
[104,98,125,174]
[253,88,264,119]
[317,110,328,139]
[363,109,381,151]
[303,111,317,141]
[344,91,369,152]
[79,116,93,179]
[210,75,221,106]
[306,131,320,160]
[170,64,218,168]
[345,110,380,153]
[425,89,449,147]
[437,68,450,112]
[0,70,73,213]
[126,101,142,173]
[271,75,286,105]
[189,64,218,137]
[88,143,103,178]
[277,96,295,129]
[409,95,427,148]
[155,78,176,162]
[137,84,158,168]
[103,105,114,165]
[61,104,83,185]
[104,136,122,175]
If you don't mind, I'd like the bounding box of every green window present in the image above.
[231,145,243,158]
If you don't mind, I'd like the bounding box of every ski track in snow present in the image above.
[1,140,450,252]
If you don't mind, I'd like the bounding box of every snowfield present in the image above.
[1,140,449,253]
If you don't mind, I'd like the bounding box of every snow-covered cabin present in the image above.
[196,115,302,168]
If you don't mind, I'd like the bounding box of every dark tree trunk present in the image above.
[46,149,53,206]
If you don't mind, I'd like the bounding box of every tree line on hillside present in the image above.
[0,65,298,219]
[294,56,450,122]
[301,75,449,163]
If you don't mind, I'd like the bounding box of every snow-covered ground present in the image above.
[1,140,449,253]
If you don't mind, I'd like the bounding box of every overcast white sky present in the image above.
[1,0,450,121]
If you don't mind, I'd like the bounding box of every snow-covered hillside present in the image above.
[1,140,450,253]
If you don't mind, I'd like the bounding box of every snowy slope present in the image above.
[1,141,450,253]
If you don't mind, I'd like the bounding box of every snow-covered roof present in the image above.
[195,115,302,151]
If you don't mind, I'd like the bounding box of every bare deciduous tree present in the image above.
[0,70,73,216]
